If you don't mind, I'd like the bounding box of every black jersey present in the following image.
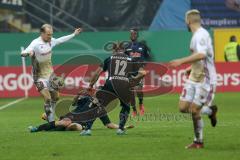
[100,53,137,104]
[61,94,108,124]
[101,52,136,80]
[125,41,150,62]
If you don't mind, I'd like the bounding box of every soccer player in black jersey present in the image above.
[125,28,151,116]
[86,42,146,135]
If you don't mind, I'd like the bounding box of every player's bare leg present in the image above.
[105,123,134,129]
[40,89,54,122]
[201,105,218,127]
[66,123,83,131]
[178,100,204,149]
[185,103,204,149]
[50,90,59,121]
[178,100,191,113]
[208,105,218,127]
[201,90,218,127]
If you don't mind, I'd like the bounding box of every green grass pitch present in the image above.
[0,93,239,160]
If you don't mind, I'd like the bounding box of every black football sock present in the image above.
[119,104,130,130]
[119,113,129,130]
[137,91,143,105]
[132,106,137,112]
[138,97,143,105]
[85,120,94,130]
[37,121,56,131]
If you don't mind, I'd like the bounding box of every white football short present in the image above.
[180,80,216,107]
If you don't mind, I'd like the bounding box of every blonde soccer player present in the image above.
[169,10,218,149]
[21,24,82,122]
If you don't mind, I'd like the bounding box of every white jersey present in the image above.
[22,34,75,81]
[189,27,217,85]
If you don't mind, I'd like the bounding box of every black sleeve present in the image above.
[100,57,110,72]
[237,45,240,61]
[144,46,151,59]
[124,43,131,56]
[125,50,130,56]
[140,41,151,60]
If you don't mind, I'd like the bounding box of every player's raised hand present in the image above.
[73,28,82,35]
[169,59,182,68]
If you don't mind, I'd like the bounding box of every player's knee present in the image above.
[136,91,143,98]
[190,103,201,116]
[34,81,45,92]
[44,98,51,105]
[191,111,201,120]
[50,92,60,102]
[43,94,52,103]
[178,101,190,113]
[120,101,130,112]
[122,105,130,113]
[51,96,59,102]
[179,107,187,113]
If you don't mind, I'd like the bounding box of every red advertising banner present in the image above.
[0,62,239,98]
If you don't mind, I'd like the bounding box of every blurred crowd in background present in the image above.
[1,0,240,32]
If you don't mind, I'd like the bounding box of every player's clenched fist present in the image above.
[73,28,82,35]
[21,50,34,57]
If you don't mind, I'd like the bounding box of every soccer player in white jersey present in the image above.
[169,10,218,149]
[21,24,82,122]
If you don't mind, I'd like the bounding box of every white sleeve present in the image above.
[195,34,208,55]
[52,33,75,46]
[21,40,36,55]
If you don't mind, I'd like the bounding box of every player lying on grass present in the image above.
[28,90,134,132]
[81,41,146,136]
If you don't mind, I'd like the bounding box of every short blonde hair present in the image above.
[185,9,201,24]
[40,24,53,33]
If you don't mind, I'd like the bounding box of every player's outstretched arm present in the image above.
[54,28,82,45]
[133,67,147,80]
[21,41,36,57]
[129,67,147,87]
[169,53,206,68]
[89,67,103,88]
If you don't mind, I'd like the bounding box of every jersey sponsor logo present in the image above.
[40,51,51,56]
